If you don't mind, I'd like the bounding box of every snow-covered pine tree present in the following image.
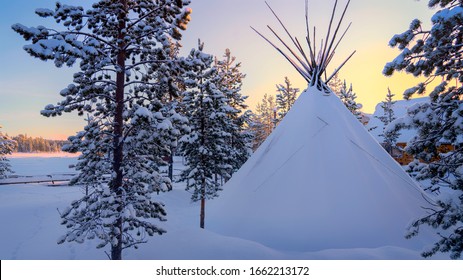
[214,49,252,174]
[384,0,463,259]
[12,0,192,260]
[328,72,343,95]
[0,126,17,179]
[156,40,190,182]
[250,93,276,150]
[178,41,233,229]
[247,112,267,151]
[376,88,400,155]
[161,100,190,183]
[338,80,363,121]
[275,76,299,123]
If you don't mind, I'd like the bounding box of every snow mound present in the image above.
[208,86,437,252]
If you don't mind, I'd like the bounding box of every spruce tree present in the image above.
[247,111,267,151]
[12,0,192,259]
[376,88,400,155]
[0,127,16,179]
[178,41,233,229]
[384,0,463,259]
[328,72,343,95]
[215,49,252,174]
[156,40,190,182]
[275,77,299,123]
[338,80,363,121]
[250,93,276,150]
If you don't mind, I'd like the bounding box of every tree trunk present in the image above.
[111,0,127,261]
[199,87,206,229]
[168,151,173,183]
[200,180,206,229]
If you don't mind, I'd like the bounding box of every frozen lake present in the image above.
[8,153,78,176]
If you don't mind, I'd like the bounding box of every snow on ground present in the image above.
[0,154,448,260]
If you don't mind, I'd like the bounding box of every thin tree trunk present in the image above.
[168,151,173,184]
[168,93,174,184]
[199,130,206,228]
[199,84,206,229]
[111,0,127,261]
[200,180,206,229]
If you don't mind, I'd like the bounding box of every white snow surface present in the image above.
[6,153,78,179]
[0,114,443,259]
[208,87,439,254]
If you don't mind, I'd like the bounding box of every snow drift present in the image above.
[208,86,437,252]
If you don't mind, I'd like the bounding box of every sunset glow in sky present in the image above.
[0,0,436,140]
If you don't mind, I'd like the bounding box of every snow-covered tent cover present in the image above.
[209,86,436,252]
[208,0,437,254]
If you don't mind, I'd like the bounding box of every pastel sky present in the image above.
[0,0,436,140]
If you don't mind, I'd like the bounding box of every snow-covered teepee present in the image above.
[208,0,438,254]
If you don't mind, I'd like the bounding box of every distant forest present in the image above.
[11,134,68,153]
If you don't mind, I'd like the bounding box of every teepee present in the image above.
[207,0,437,253]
